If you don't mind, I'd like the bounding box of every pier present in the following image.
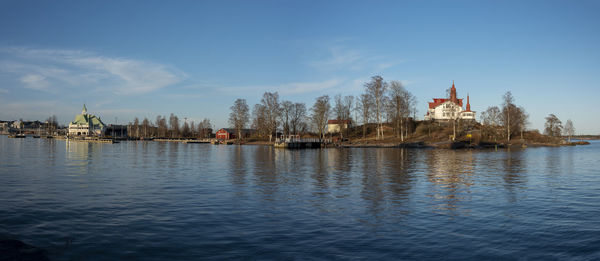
[153,138,213,143]
[274,136,330,149]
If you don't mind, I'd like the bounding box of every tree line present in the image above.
[228,75,417,141]
[479,91,576,142]
[479,91,529,141]
[545,114,575,142]
[127,115,212,139]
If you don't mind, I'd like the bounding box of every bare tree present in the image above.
[189,121,195,138]
[564,119,575,142]
[480,106,502,140]
[252,104,268,138]
[280,101,293,136]
[45,115,58,135]
[169,113,180,138]
[501,91,515,141]
[133,117,140,138]
[156,115,168,138]
[356,93,372,140]
[515,106,529,140]
[229,98,250,141]
[182,121,191,138]
[289,102,307,135]
[141,117,150,138]
[342,95,354,138]
[155,116,162,137]
[365,76,387,140]
[544,114,562,137]
[333,94,354,138]
[311,95,330,141]
[446,103,461,141]
[197,118,212,138]
[388,81,415,141]
[261,92,280,141]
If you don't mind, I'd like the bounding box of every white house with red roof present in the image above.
[424,82,476,121]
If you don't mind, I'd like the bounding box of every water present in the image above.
[1,135,599,260]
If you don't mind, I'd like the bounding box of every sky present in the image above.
[0,0,598,134]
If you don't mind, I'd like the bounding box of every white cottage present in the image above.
[424,82,475,121]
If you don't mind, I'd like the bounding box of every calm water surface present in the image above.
[1,135,599,260]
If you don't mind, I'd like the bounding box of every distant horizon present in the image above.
[1,1,598,134]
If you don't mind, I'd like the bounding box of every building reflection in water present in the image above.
[425,149,475,216]
[65,141,96,175]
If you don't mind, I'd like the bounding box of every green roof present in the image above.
[71,106,105,128]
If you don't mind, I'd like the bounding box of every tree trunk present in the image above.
[507,110,511,141]
[453,120,456,141]
[400,117,404,142]
[363,124,366,141]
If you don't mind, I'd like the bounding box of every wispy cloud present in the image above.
[218,78,343,96]
[310,47,361,70]
[20,74,50,91]
[0,46,186,95]
[309,45,405,73]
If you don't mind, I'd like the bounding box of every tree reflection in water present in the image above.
[252,146,278,201]
[502,149,527,203]
[382,148,416,213]
[229,145,247,187]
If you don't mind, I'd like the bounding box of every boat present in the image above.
[8,134,26,138]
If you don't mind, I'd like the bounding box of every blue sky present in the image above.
[0,0,598,134]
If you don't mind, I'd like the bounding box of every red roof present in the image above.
[428,98,463,109]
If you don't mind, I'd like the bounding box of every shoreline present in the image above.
[3,135,591,149]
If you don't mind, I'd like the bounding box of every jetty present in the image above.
[67,137,118,143]
[274,136,329,149]
[154,138,213,143]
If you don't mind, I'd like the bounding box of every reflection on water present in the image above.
[229,145,247,187]
[1,136,599,260]
[501,149,527,203]
[425,149,475,215]
[65,141,94,175]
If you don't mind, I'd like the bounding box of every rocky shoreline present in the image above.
[338,140,591,149]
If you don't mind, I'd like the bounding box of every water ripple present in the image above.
[1,137,599,260]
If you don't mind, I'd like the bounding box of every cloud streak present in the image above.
[309,45,405,73]
[0,47,186,95]
[218,78,343,96]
